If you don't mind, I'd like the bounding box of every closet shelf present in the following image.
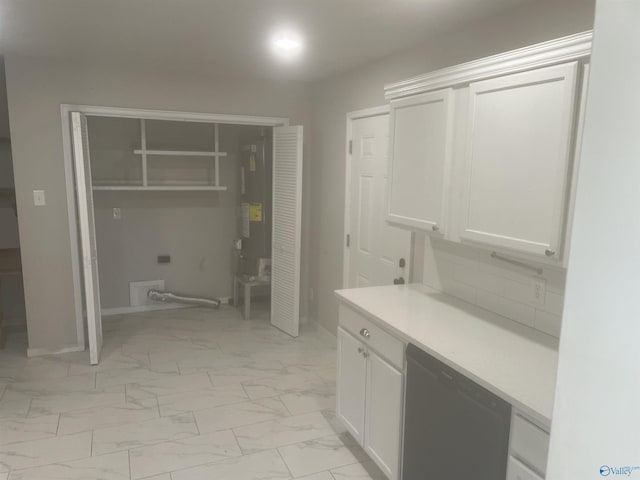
[92,185,227,192]
[133,149,227,157]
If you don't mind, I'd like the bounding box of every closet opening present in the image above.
[62,106,303,364]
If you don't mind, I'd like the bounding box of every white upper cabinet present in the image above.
[383,32,593,264]
[459,63,579,259]
[387,89,454,234]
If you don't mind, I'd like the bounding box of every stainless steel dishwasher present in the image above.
[402,344,511,480]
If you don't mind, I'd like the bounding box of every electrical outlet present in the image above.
[33,190,46,206]
[532,277,546,306]
[113,208,121,220]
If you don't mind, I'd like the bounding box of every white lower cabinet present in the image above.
[364,350,403,479]
[509,412,550,479]
[336,304,551,480]
[508,456,544,480]
[336,323,404,480]
[336,327,367,442]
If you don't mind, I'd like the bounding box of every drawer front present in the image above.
[339,304,405,369]
[508,456,544,480]
[510,414,550,475]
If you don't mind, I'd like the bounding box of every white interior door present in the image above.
[348,113,411,288]
[271,125,303,337]
[71,112,103,365]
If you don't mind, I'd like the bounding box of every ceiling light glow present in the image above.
[271,31,304,60]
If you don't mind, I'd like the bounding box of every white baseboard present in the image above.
[101,303,190,317]
[315,318,338,338]
[27,344,85,357]
[102,297,231,317]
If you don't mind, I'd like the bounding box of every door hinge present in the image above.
[346,234,350,247]
[348,140,352,154]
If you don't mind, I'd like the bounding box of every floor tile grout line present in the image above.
[155,394,161,418]
[229,407,328,439]
[279,394,294,416]
[91,430,201,457]
[128,449,132,480]
[192,411,200,435]
[23,398,33,419]
[55,413,61,436]
[236,430,348,459]
[275,447,295,479]
[228,425,244,458]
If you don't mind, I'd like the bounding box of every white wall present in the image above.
[4,56,311,351]
[548,1,640,478]
[309,0,595,334]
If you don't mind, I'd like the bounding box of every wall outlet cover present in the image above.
[532,276,547,306]
[33,190,46,206]
[130,280,165,306]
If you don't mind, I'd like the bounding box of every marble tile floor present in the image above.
[0,306,385,480]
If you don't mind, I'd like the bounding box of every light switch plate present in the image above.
[113,208,122,220]
[33,190,46,206]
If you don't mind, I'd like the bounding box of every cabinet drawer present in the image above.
[508,456,544,480]
[510,414,550,475]
[339,304,404,369]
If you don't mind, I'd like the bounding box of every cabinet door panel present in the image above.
[507,456,544,480]
[388,89,454,232]
[461,62,578,257]
[336,327,367,443]
[365,350,403,480]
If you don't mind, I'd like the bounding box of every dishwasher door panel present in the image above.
[402,344,511,480]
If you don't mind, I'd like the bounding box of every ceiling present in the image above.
[0,0,540,82]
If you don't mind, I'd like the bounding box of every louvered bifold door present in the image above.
[270,126,303,337]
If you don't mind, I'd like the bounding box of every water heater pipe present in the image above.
[147,289,221,308]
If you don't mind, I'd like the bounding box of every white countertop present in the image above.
[335,283,559,427]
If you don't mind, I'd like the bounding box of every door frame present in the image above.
[343,106,413,288]
[60,104,289,352]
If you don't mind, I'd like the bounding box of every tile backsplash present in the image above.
[419,236,566,337]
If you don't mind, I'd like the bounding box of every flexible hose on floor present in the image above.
[147,289,221,309]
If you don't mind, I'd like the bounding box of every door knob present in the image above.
[399,258,406,268]
[393,277,405,285]
[432,224,440,232]
[545,249,556,257]
[360,328,370,339]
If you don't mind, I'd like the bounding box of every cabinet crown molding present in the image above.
[384,30,592,100]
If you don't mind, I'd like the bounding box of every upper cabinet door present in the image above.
[387,89,454,234]
[460,63,578,259]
